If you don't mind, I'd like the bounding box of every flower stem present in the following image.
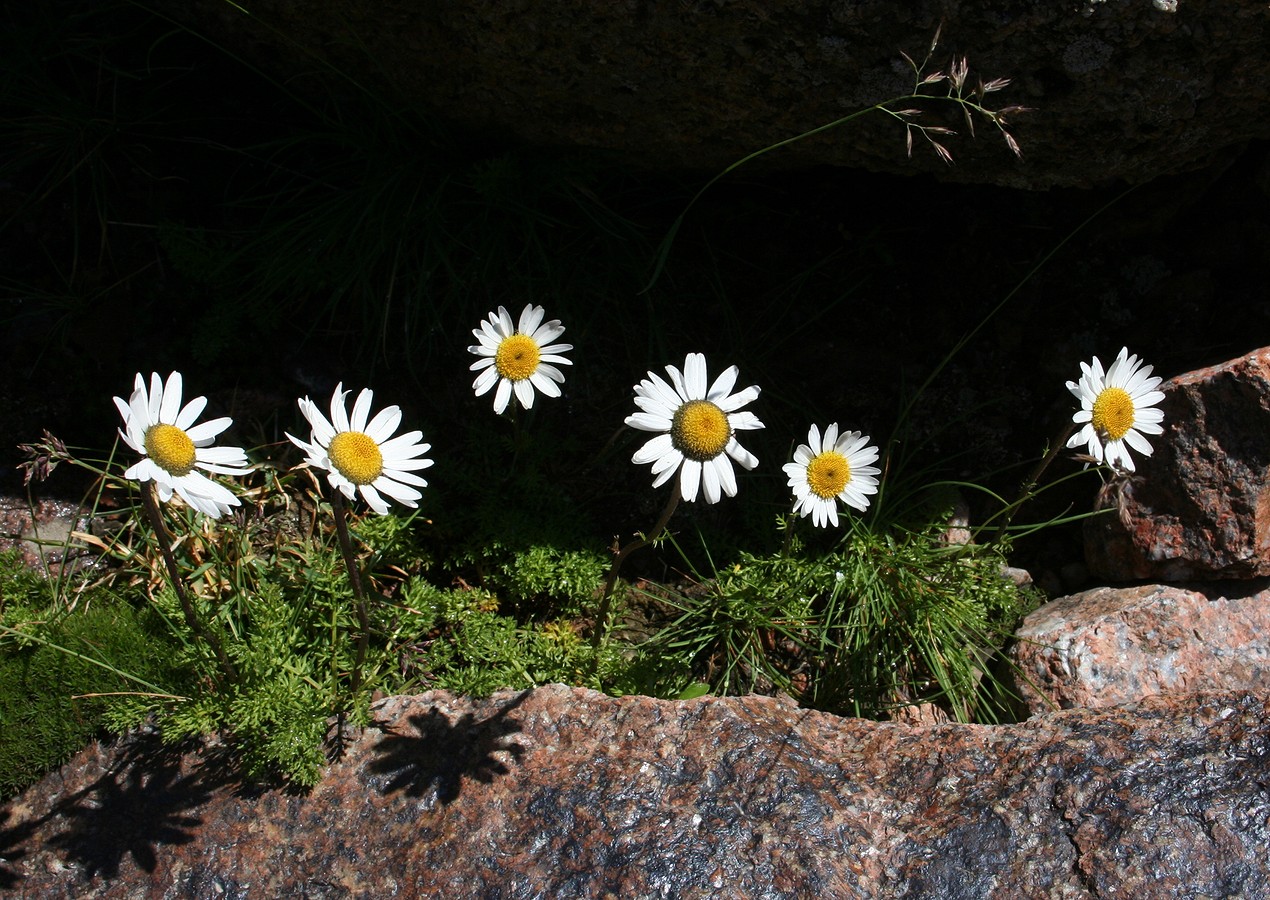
[591,489,681,654]
[140,482,237,685]
[330,491,371,703]
[993,419,1078,542]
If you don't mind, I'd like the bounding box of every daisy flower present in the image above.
[288,383,433,516]
[625,352,764,504]
[1065,347,1165,472]
[468,304,573,415]
[113,371,251,519]
[783,424,881,528]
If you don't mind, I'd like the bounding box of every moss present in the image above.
[0,559,182,799]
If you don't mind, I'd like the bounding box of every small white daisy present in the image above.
[468,304,573,415]
[625,352,764,504]
[1065,347,1165,472]
[113,371,251,519]
[783,424,881,528]
[287,383,433,516]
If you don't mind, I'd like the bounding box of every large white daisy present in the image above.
[1065,346,1165,472]
[113,371,251,519]
[625,352,764,504]
[468,304,573,415]
[287,383,433,516]
[783,423,881,528]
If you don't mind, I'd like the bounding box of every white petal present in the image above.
[717,385,759,412]
[365,405,402,443]
[518,304,545,335]
[330,384,350,433]
[493,379,513,414]
[124,458,157,482]
[147,373,164,423]
[651,462,679,489]
[725,438,758,470]
[683,353,707,400]
[536,363,567,384]
[650,446,684,478]
[514,379,536,409]
[497,306,515,336]
[707,366,738,403]
[382,468,430,488]
[130,388,152,434]
[701,458,722,504]
[721,456,741,497]
[175,395,209,431]
[633,433,675,466]
[378,430,427,458]
[728,411,764,432]
[348,388,372,432]
[359,483,391,516]
[473,367,500,396]
[530,372,562,397]
[117,427,143,456]
[664,363,688,402]
[625,411,673,432]
[715,455,738,497]
[112,394,132,424]
[533,324,566,345]
[373,475,421,506]
[186,417,232,444]
[679,459,702,502]
[197,445,249,465]
[1122,428,1155,456]
[641,371,682,412]
[159,372,183,424]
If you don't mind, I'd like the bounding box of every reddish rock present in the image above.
[1010,583,1270,715]
[0,496,95,576]
[1085,346,1270,581]
[4,685,1268,897]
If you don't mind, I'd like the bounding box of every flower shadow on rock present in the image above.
[369,694,529,804]
[0,807,35,889]
[46,735,235,880]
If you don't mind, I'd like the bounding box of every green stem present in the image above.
[591,489,682,653]
[141,482,237,685]
[331,491,371,703]
[993,419,1078,542]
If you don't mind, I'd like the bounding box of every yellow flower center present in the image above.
[806,451,851,499]
[671,400,731,462]
[1091,387,1135,440]
[143,424,197,476]
[494,334,541,382]
[327,431,383,486]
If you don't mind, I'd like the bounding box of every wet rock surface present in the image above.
[4,685,1269,898]
[1010,582,1270,715]
[1084,346,1270,581]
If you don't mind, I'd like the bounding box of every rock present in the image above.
[1084,346,1270,581]
[1009,583,1270,715]
[154,1,1270,190]
[0,496,96,577]
[4,685,1269,897]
